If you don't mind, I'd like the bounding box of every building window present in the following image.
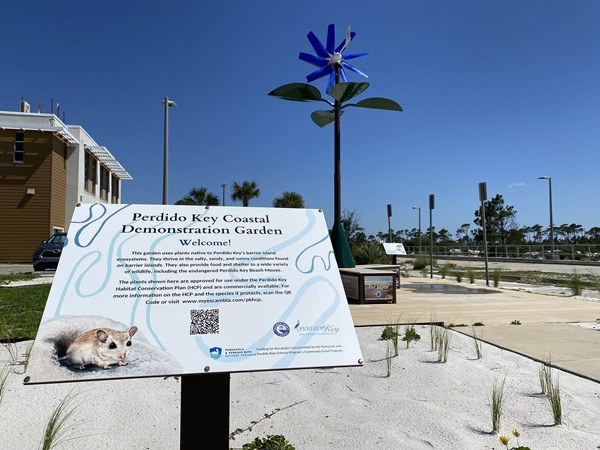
[84,151,97,195]
[100,166,109,201]
[111,175,120,203]
[14,132,24,163]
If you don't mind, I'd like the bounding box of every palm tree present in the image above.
[273,191,304,208]
[175,187,219,206]
[231,181,260,207]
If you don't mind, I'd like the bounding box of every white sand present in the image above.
[1,326,599,449]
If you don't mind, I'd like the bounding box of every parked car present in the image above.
[32,233,67,271]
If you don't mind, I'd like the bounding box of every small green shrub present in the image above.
[466,267,476,284]
[353,242,389,265]
[381,318,401,356]
[510,320,521,325]
[566,270,584,296]
[420,267,429,278]
[447,323,467,328]
[473,322,485,326]
[242,435,295,450]
[398,264,411,278]
[402,325,421,348]
[492,267,504,287]
[379,325,398,342]
[439,263,456,279]
[454,271,463,282]
[412,256,428,270]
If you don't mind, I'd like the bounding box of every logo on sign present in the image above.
[273,322,290,337]
[209,347,222,359]
[294,320,340,335]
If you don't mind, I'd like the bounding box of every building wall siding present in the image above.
[0,130,57,262]
[50,138,67,231]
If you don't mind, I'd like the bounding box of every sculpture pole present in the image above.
[330,65,355,268]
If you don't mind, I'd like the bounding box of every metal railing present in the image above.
[402,244,600,263]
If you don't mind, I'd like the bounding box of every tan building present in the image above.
[0,100,132,263]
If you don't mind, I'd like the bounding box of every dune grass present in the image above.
[490,375,507,433]
[40,390,81,450]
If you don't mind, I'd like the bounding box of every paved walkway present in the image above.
[349,276,600,383]
[3,264,600,383]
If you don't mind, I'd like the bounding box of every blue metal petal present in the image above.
[342,62,368,78]
[325,70,336,94]
[339,68,348,83]
[342,52,369,61]
[307,65,333,83]
[299,52,328,67]
[335,31,356,53]
[326,24,336,54]
[307,31,329,58]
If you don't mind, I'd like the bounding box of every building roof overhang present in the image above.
[86,145,133,181]
[0,124,79,145]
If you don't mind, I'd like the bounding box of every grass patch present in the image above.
[547,371,562,425]
[436,328,451,363]
[0,284,50,339]
[0,364,9,407]
[490,375,507,433]
[40,391,81,450]
[466,267,476,284]
[0,273,39,285]
[472,326,483,360]
[566,269,584,296]
[386,342,393,377]
[438,263,456,279]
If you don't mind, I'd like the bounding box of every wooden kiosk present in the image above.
[339,265,398,304]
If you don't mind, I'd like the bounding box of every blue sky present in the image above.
[3,1,600,238]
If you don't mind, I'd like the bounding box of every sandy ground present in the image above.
[1,326,599,449]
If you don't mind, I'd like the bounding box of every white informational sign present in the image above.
[382,242,407,255]
[25,204,363,384]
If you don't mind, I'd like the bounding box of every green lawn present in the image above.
[0,277,50,340]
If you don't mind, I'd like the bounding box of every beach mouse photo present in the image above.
[62,326,138,370]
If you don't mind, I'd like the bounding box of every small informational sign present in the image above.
[363,275,395,301]
[25,204,363,384]
[382,242,407,255]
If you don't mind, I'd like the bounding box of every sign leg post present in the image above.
[181,372,231,450]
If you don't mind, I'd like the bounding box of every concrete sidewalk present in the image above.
[349,277,600,383]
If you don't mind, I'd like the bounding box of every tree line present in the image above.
[175,182,305,208]
[346,194,600,248]
[175,187,600,249]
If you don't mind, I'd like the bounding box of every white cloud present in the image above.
[509,182,526,188]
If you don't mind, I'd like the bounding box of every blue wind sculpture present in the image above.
[269,24,402,268]
[299,24,369,94]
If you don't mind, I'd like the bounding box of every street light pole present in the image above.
[412,206,421,255]
[538,176,555,259]
[428,195,434,279]
[221,184,227,206]
[479,182,489,286]
[161,97,177,205]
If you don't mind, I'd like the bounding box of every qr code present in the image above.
[190,309,219,335]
